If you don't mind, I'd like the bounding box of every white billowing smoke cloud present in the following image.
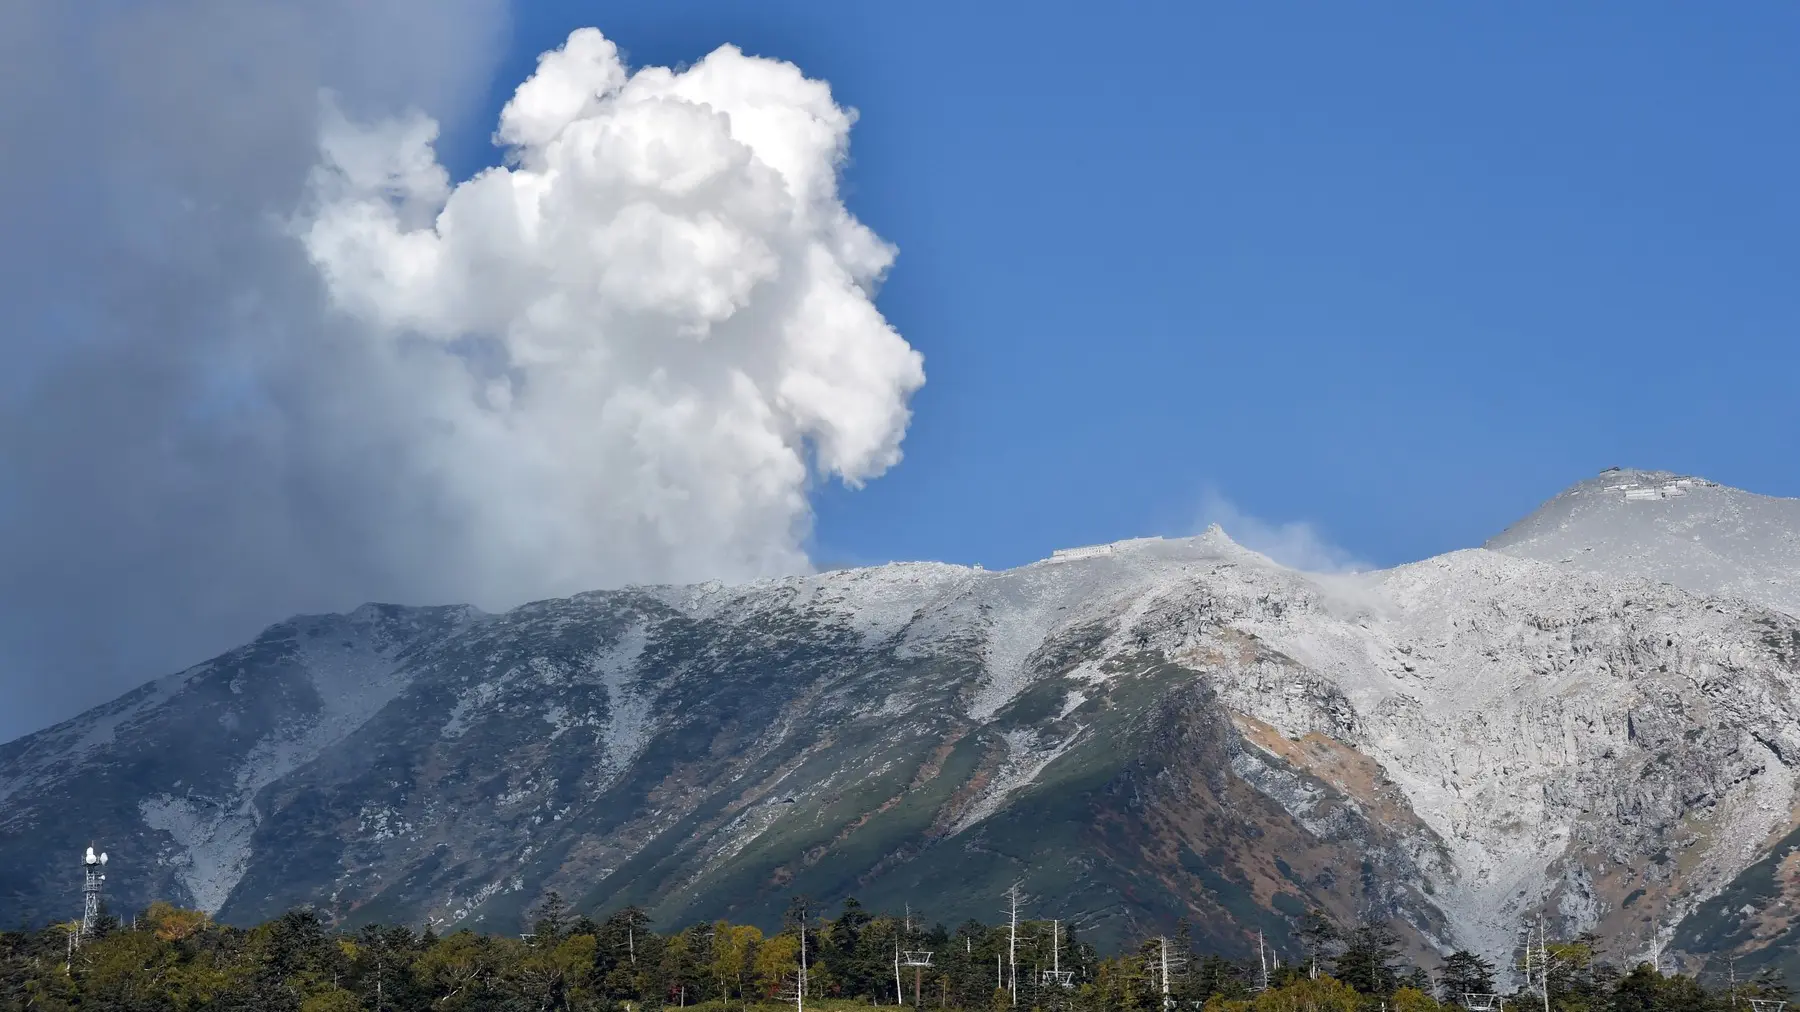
[298,29,925,604]
[1199,491,1369,573]
[0,15,919,743]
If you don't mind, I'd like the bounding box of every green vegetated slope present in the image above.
[579,656,1441,959]
[1679,821,1800,983]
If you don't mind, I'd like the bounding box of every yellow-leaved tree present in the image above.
[1207,975,1366,1012]
[1392,986,1443,1012]
[711,922,764,1004]
[754,932,801,999]
[142,901,211,943]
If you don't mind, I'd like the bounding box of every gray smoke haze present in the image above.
[0,8,924,742]
[0,0,510,743]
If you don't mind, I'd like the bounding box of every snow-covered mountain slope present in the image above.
[1487,467,1800,617]
[3,471,1799,983]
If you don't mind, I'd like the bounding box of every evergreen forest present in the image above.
[2,895,1788,1012]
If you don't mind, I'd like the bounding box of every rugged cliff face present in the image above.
[3,469,1798,981]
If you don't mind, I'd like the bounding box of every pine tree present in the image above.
[1295,909,1340,979]
[1750,967,1793,1002]
[529,891,572,945]
[1193,952,1249,1003]
[1332,919,1402,996]
[1438,950,1497,1004]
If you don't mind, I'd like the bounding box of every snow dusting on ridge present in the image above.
[7,469,1800,969]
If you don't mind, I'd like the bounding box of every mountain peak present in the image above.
[9,474,1800,979]
[1486,466,1800,615]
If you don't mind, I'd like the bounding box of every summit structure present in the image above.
[1488,467,1800,616]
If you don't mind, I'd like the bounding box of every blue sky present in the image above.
[6,1,1800,740]
[459,2,1800,572]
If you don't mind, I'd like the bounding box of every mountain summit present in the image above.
[3,471,1799,983]
[1488,467,1800,616]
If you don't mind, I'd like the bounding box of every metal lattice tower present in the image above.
[1464,995,1504,1012]
[79,845,108,941]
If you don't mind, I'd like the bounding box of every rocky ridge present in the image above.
[0,469,1797,982]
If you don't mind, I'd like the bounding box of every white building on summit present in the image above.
[1046,536,1164,563]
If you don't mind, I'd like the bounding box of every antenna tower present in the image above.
[79,844,108,942]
